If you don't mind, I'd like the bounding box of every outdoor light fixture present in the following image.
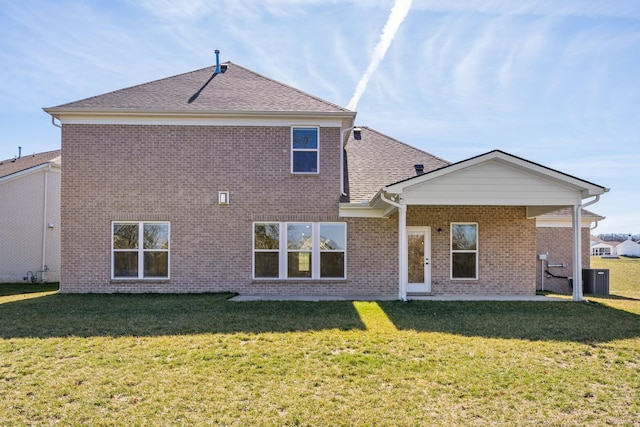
[218,191,229,205]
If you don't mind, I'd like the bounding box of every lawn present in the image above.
[0,265,638,426]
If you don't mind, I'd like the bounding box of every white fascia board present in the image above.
[0,162,61,185]
[536,217,597,228]
[339,203,387,218]
[43,109,354,128]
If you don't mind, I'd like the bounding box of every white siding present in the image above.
[402,161,582,206]
[616,239,640,257]
[0,168,61,282]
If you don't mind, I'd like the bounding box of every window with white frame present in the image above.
[112,221,170,279]
[451,223,478,279]
[253,222,346,279]
[291,127,319,173]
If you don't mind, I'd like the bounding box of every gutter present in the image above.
[340,126,354,196]
[43,107,357,120]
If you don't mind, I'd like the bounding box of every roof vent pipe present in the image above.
[18,146,22,159]
[414,164,424,175]
[215,49,221,74]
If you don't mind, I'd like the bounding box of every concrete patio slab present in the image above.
[230,294,569,302]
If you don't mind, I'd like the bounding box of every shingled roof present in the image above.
[536,207,604,219]
[344,127,449,202]
[46,62,352,115]
[0,150,61,179]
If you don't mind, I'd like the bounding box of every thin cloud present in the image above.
[347,0,413,111]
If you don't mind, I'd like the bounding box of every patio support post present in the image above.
[398,203,407,300]
[380,193,407,301]
[571,205,584,301]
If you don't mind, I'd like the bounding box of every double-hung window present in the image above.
[253,222,346,279]
[291,127,319,173]
[451,223,478,279]
[112,221,170,279]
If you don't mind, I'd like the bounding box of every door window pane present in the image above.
[408,232,425,283]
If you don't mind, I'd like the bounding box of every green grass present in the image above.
[0,276,638,426]
[592,255,640,299]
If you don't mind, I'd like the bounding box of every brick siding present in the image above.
[406,206,537,295]
[62,124,542,296]
[535,227,591,293]
[61,124,354,294]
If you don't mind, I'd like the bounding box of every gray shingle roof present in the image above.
[47,62,352,114]
[537,207,603,219]
[0,150,61,179]
[344,127,449,202]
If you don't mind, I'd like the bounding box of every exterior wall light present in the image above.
[218,191,229,205]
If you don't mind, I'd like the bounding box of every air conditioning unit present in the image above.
[582,269,609,295]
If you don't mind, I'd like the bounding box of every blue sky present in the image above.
[1,0,639,234]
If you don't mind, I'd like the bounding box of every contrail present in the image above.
[346,0,413,111]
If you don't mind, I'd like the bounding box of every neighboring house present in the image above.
[44,60,608,299]
[616,237,640,257]
[0,150,61,283]
[535,208,604,293]
[590,235,617,257]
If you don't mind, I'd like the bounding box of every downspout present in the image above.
[571,195,601,301]
[340,126,354,196]
[41,164,50,283]
[380,193,407,301]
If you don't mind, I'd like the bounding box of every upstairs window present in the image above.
[112,221,170,279]
[291,127,319,173]
[451,223,478,280]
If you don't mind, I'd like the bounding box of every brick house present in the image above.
[0,150,61,283]
[44,60,607,300]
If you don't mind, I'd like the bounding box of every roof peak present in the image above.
[45,61,355,117]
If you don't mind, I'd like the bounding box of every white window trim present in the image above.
[253,222,346,280]
[291,126,320,174]
[111,221,170,280]
[450,222,478,280]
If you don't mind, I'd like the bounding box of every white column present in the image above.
[572,205,584,301]
[398,204,407,301]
